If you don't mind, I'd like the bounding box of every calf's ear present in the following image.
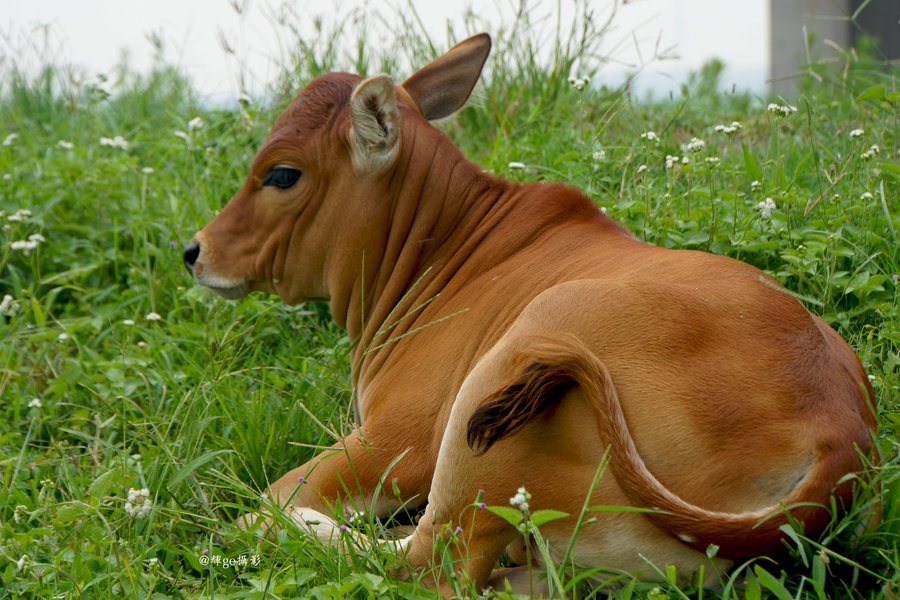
[349,74,400,174]
[402,33,491,121]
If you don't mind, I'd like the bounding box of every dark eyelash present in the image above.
[262,166,302,189]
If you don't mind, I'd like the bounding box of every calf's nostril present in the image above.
[183,242,200,275]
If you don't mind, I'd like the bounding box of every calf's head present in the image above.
[184,34,491,306]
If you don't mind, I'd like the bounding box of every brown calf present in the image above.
[184,33,877,594]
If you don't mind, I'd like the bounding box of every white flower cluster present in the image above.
[58,140,74,150]
[509,486,532,512]
[640,131,660,144]
[14,504,29,523]
[508,161,526,170]
[125,487,153,518]
[100,136,129,150]
[849,128,865,138]
[7,208,32,222]
[28,398,42,408]
[861,144,880,160]
[11,233,46,254]
[860,191,874,201]
[1,294,20,316]
[751,180,762,190]
[686,137,706,153]
[188,117,204,130]
[666,155,690,169]
[567,75,590,91]
[592,149,606,161]
[767,103,798,117]
[757,197,776,218]
[2,133,19,146]
[714,121,742,135]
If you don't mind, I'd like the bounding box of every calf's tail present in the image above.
[466,334,868,559]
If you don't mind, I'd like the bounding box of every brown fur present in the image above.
[184,33,878,594]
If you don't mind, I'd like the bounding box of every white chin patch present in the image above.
[209,283,248,300]
[197,277,248,299]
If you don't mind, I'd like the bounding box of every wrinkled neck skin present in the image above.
[328,114,518,392]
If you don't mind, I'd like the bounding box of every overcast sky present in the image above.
[3,0,769,99]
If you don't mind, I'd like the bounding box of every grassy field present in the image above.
[1,5,899,599]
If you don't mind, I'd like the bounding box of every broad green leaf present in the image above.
[88,469,116,500]
[855,83,886,102]
[56,501,90,522]
[486,505,524,526]
[742,144,763,182]
[553,150,580,166]
[530,509,569,527]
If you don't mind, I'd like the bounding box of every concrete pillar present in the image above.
[770,0,852,96]
[852,0,900,60]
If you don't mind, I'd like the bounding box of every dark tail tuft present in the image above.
[466,339,581,454]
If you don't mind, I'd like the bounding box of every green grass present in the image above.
[1,3,899,598]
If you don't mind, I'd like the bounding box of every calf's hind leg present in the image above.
[399,335,601,595]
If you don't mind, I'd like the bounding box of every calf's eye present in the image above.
[262,166,302,189]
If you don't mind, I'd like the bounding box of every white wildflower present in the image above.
[174,130,189,141]
[751,180,762,190]
[860,191,874,200]
[100,136,129,150]
[15,555,26,570]
[861,144,880,160]
[665,155,679,169]
[508,161,526,170]
[125,487,152,518]
[58,332,70,341]
[714,121,742,135]
[592,149,606,161]
[509,486,532,512]
[757,197,776,218]
[57,140,74,150]
[681,156,691,164]
[13,505,28,523]
[849,128,865,139]
[686,137,706,153]
[146,312,162,321]
[7,208,32,222]
[142,167,155,174]
[28,233,45,243]
[767,103,798,117]
[11,240,40,253]
[122,319,135,326]
[637,164,648,174]
[1,294,20,316]
[567,75,589,91]
[28,398,42,408]
[640,131,660,144]
[704,157,720,166]
[188,117,204,130]
[3,133,19,146]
